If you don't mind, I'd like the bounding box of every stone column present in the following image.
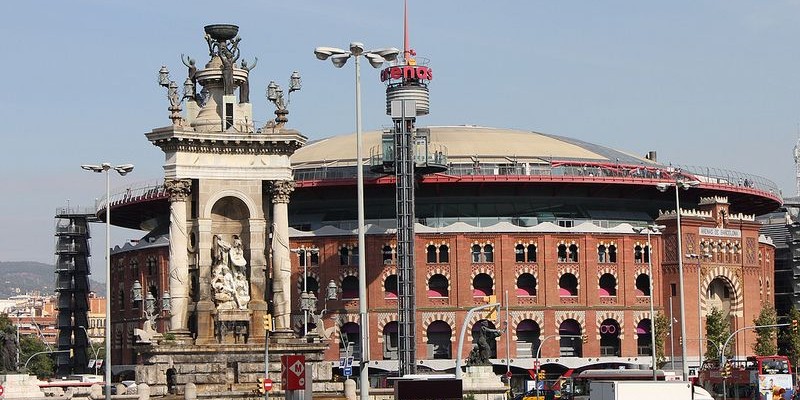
[165,179,191,337]
[248,218,268,343]
[270,180,295,333]
[195,218,216,344]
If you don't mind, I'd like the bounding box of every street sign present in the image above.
[505,371,513,379]
[263,378,273,392]
[281,355,306,390]
[346,357,354,367]
[344,366,353,377]
[533,360,540,370]
[0,383,4,396]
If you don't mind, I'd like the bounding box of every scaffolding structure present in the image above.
[54,206,98,376]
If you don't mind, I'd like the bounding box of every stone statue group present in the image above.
[211,234,251,310]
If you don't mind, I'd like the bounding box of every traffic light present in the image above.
[257,377,266,394]
[483,295,498,321]
[722,362,732,378]
[793,319,798,334]
[582,334,588,344]
[263,313,273,332]
[537,370,546,380]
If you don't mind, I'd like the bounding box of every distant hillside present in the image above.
[0,261,105,297]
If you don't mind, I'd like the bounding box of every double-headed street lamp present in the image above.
[686,252,712,364]
[656,178,699,380]
[81,162,134,399]
[633,224,665,380]
[314,42,399,399]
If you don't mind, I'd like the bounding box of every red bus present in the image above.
[697,356,794,400]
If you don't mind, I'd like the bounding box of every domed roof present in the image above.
[291,125,656,168]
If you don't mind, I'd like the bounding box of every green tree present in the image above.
[753,302,778,355]
[778,306,800,365]
[654,313,669,367]
[706,307,732,361]
[20,334,54,378]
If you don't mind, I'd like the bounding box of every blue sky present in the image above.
[1,1,799,280]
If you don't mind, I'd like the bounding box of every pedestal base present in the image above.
[461,365,506,391]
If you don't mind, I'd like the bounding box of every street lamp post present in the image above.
[633,224,666,380]
[81,162,134,399]
[314,42,399,400]
[657,178,700,380]
[292,247,319,336]
[535,334,582,399]
[78,326,100,376]
[687,252,711,366]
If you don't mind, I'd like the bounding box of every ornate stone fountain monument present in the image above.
[137,24,337,397]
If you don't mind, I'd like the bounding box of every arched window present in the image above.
[341,276,359,300]
[339,247,349,266]
[383,321,399,360]
[302,276,319,297]
[471,244,482,263]
[637,319,653,356]
[598,273,617,297]
[635,274,650,296]
[473,273,494,296]
[483,244,494,263]
[608,245,617,263]
[427,245,437,263]
[527,244,537,262]
[559,274,578,296]
[340,322,361,358]
[439,245,449,263]
[558,319,582,357]
[643,245,650,263]
[557,244,568,262]
[383,245,393,264]
[384,275,398,299]
[599,319,621,356]
[427,321,452,359]
[516,273,537,296]
[568,244,579,262]
[634,245,644,264]
[516,319,541,358]
[598,244,607,263]
[515,244,525,262]
[428,274,449,297]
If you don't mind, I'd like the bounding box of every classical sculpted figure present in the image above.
[211,234,250,310]
[467,320,502,366]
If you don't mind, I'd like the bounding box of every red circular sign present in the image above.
[263,378,273,392]
[505,371,513,378]
[0,383,4,395]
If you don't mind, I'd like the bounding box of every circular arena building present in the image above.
[108,124,780,383]
[98,25,783,395]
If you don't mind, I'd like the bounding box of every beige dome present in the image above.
[291,125,653,168]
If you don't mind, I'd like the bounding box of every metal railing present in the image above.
[294,159,780,196]
[94,180,168,213]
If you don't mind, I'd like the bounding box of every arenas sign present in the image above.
[380,65,433,82]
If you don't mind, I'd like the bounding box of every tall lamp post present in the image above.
[633,224,665,380]
[686,252,711,367]
[314,42,399,400]
[81,162,134,399]
[656,178,699,381]
[292,247,319,336]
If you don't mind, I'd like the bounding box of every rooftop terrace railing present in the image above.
[294,159,780,196]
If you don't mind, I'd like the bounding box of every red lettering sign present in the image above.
[380,66,433,82]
